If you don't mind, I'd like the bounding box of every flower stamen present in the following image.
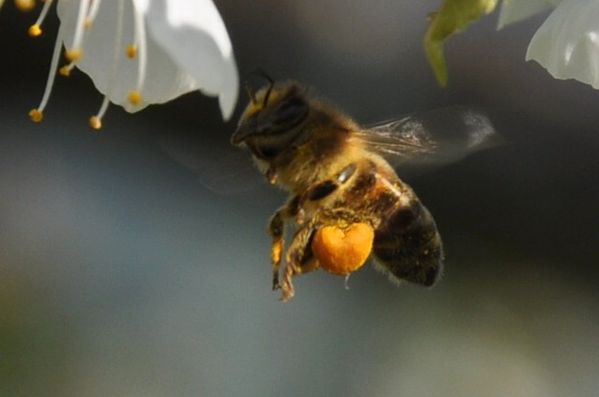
[27,0,53,38]
[103,0,125,113]
[129,2,147,107]
[125,44,137,59]
[28,108,43,122]
[59,62,75,77]
[28,24,42,37]
[65,0,91,61]
[89,96,110,130]
[84,0,101,29]
[127,90,141,105]
[29,24,64,123]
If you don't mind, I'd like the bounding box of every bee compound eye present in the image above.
[273,96,308,125]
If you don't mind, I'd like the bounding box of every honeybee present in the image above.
[231,78,495,301]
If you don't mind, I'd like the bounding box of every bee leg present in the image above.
[299,252,320,274]
[281,224,317,302]
[268,195,303,290]
[268,210,285,290]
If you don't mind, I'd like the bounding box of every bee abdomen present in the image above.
[373,200,444,287]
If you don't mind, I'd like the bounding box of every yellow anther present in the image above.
[126,44,137,59]
[58,65,72,77]
[84,17,93,29]
[88,116,102,130]
[28,24,42,37]
[65,48,82,62]
[28,108,43,123]
[127,90,142,106]
[15,0,36,12]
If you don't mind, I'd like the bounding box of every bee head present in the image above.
[231,78,310,160]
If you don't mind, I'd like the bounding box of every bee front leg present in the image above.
[269,196,303,290]
[281,222,318,301]
[268,210,286,290]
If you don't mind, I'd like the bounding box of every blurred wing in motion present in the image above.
[162,106,497,193]
[355,106,499,174]
[159,134,266,195]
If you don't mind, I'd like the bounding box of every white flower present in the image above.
[497,0,560,29]
[499,0,599,89]
[22,0,238,128]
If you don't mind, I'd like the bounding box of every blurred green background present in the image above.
[0,1,598,396]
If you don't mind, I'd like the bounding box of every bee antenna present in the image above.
[262,80,274,107]
[250,68,275,107]
[244,83,257,105]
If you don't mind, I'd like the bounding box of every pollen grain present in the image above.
[59,64,73,77]
[126,44,138,59]
[28,108,43,123]
[28,24,42,37]
[65,48,82,62]
[88,116,102,130]
[15,0,36,12]
[127,90,142,106]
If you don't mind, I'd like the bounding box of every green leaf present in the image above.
[424,0,499,86]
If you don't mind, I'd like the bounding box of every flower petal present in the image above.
[497,0,559,29]
[526,0,599,89]
[57,0,201,113]
[140,0,239,119]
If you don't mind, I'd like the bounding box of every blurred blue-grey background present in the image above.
[1,1,598,396]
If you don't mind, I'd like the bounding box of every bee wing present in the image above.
[159,134,267,195]
[356,106,499,173]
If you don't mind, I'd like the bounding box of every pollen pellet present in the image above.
[312,223,374,275]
